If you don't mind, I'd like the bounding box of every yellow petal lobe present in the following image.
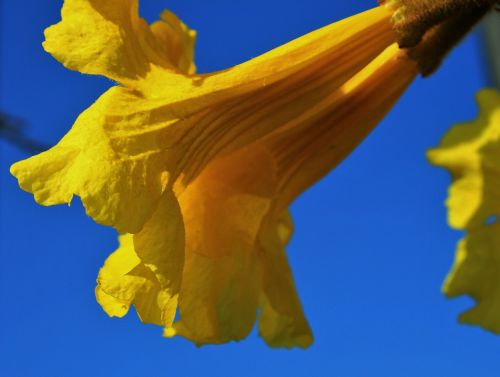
[10,88,170,233]
[43,0,195,95]
[96,234,163,322]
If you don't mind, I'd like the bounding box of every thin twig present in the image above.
[483,11,500,89]
[0,113,49,154]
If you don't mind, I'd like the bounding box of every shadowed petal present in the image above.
[97,192,184,327]
[258,212,313,348]
[171,145,276,345]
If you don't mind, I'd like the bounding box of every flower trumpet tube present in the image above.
[10,0,422,347]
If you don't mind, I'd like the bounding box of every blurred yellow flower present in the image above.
[11,0,418,347]
[428,89,500,334]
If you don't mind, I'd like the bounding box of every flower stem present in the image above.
[483,12,500,89]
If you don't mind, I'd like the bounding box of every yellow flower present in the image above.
[11,0,418,347]
[428,89,500,334]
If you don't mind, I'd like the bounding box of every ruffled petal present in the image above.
[150,10,197,75]
[10,87,171,233]
[97,192,184,327]
[133,192,185,327]
[96,234,165,324]
[43,0,195,95]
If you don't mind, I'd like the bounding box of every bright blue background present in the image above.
[1,1,499,376]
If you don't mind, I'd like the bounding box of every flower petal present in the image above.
[172,145,277,344]
[443,222,500,333]
[96,234,165,323]
[43,0,195,94]
[133,192,185,327]
[150,10,197,75]
[10,87,171,233]
[97,192,184,327]
[258,212,313,348]
[428,89,500,229]
[171,252,260,345]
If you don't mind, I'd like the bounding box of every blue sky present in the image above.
[1,1,499,376]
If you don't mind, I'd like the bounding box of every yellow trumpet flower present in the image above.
[11,0,421,347]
